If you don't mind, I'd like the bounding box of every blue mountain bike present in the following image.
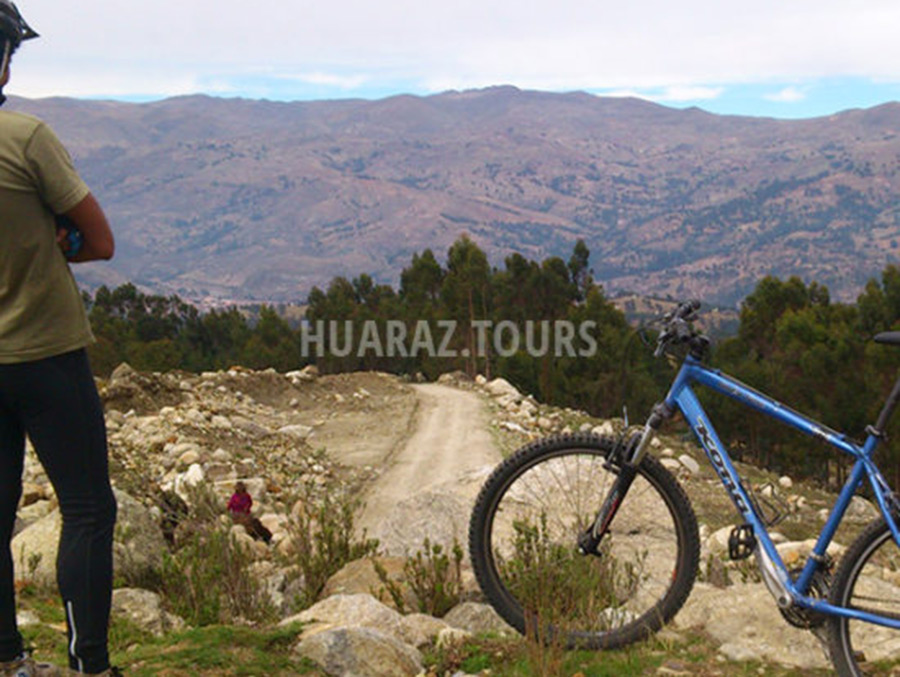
[469,300,900,676]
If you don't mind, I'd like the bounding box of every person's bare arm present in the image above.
[56,193,114,262]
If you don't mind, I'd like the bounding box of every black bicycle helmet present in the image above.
[0,1,36,105]
[0,0,37,46]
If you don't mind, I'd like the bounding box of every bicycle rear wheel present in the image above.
[828,517,900,676]
[468,433,699,649]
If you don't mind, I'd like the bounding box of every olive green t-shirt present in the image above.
[0,110,94,363]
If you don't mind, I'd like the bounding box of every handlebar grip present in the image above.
[678,299,701,317]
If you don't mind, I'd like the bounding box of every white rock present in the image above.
[212,448,232,462]
[177,449,201,467]
[278,424,314,439]
[282,593,406,640]
[676,582,829,669]
[184,408,207,425]
[484,378,521,401]
[518,399,538,416]
[845,496,879,523]
[436,627,472,649]
[169,442,202,459]
[16,610,40,627]
[294,626,422,677]
[706,526,734,557]
[112,588,185,636]
[499,421,527,434]
[399,613,452,649]
[591,421,615,436]
[443,602,515,636]
[678,454,701,475]
[259,513,287,533]
[211,415,233,429]
[661,458,682,473]
[778,475,793,489]
[172,464,205,501]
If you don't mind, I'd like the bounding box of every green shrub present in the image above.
[374,538,464,616]
[158,526,277,627]
[284,488,379,611]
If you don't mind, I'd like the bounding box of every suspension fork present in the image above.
[578,402,675,555]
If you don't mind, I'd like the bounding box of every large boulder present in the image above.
[111,588,185,636]
[10,508,60,584]
[674,582,828,669]
[844,496,879,524]
[280,593,410,644]
[113,489,169,580]
[294,626,422,677]
[323,557,417,612]
[443,601,516,636]
[364,468,492,559]
[483,378,521,401]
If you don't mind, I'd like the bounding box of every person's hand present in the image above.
[55,225,69,252]
[59,194,113,262]
[55,216,83,259]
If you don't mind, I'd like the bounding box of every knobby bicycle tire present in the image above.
[828,516,900,676]
[469,433,700,650]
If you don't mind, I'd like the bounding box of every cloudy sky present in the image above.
[6,0,900,118]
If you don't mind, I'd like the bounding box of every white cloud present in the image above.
[584,86,724,105]
[653,86,725,102]
[7,65,214,99]
[764,86,807,103]
[275,72,369,90]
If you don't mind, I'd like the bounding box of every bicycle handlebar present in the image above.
[663,299,701,323]
[653,299,705,358]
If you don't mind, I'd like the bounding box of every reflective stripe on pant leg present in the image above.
[66,600,84,673]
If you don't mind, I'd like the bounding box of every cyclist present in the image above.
[0,2,119,675]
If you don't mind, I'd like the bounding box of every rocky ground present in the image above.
[9,363,887,675]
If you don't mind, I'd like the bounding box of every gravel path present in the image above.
[356,383,502,554]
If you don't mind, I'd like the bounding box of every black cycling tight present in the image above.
[0,349,116,673]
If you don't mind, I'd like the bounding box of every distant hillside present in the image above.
[8,87,900,305]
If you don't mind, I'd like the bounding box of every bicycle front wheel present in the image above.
[468,433,699,649]
[828,517,900,676]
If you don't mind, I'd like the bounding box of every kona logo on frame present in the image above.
[695,418,750,515]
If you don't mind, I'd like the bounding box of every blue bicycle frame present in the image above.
[661,354,900,630]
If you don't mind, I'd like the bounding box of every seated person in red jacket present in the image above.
[227,481,271,543]
[227,481,253,519]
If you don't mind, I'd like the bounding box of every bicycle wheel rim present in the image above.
[477,445,690,647]
[836,528,900,675]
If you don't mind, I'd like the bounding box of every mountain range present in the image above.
[7,86,900,306]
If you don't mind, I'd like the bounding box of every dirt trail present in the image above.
[356,383,502,553]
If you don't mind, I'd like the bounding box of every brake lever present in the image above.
[653,330,670,358]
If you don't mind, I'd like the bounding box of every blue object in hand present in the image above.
[65,226,83,258]
[55,214,83,259]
